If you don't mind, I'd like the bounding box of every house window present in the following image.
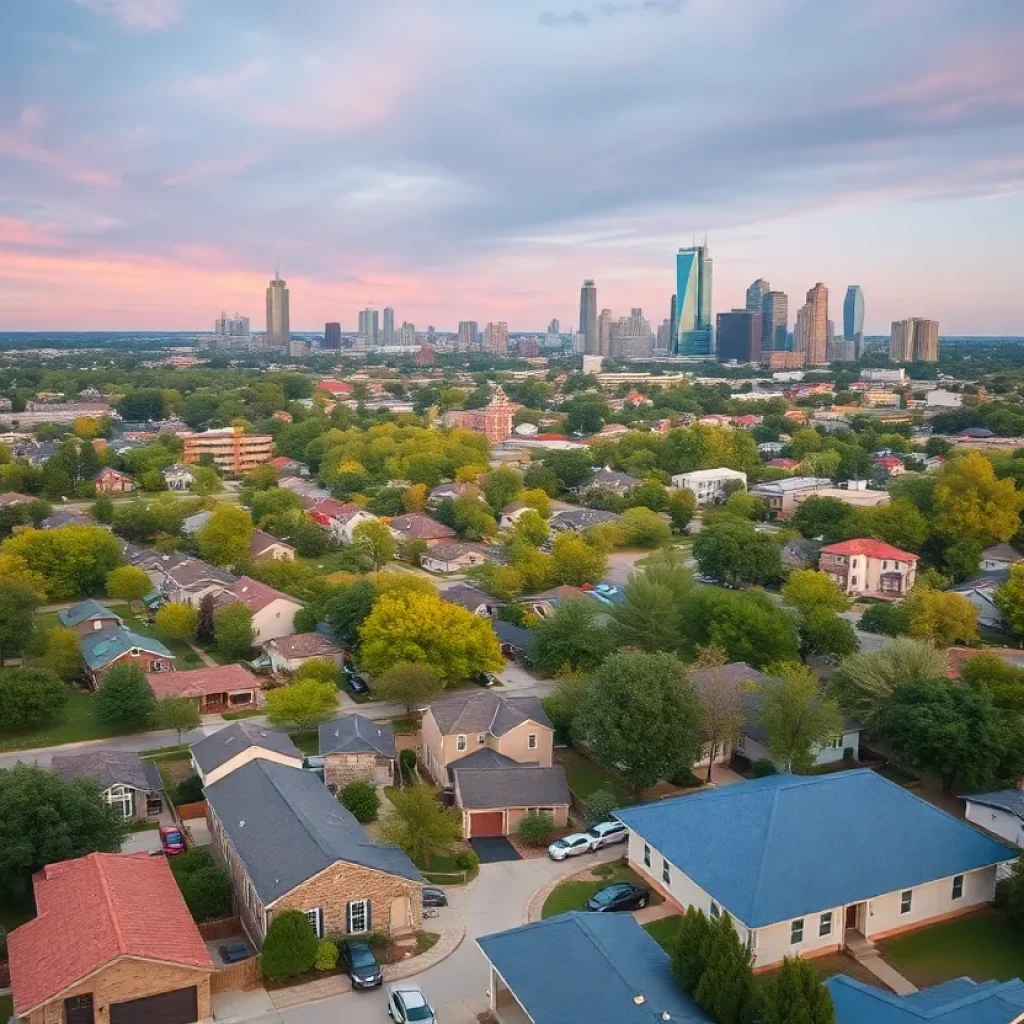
[346,899,370,934]
[456,735,467,752]
[228,692,252,707]
[478,734,486,744]
[662,859,671,885]
[528,733,537,750]
[710,902,721,920]
[105,784,134,820]
[791,918,804,944]
[952,875,964,900]
[819,911,832,937]
[304,908,324,938]
[735,734,746,752]
[882,561,888,570]
[900,890,913,915]
[643,844,651,868]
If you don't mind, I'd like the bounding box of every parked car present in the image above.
[159,825,185,855]
[586,882,651,913]
[422,887,448,908]
[387,983,435,1023]
[586,820,628,849]
[469,671,499,688]
[338,940,382,989]
[217,942,251,964]
[547,833,595,861]
[345,670,369,695]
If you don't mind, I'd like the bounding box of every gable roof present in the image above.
[584,468,641,490]
[191,720,302,775]
[250,529,295,556]
[216,576,300,614]
[961,789,1024,821]
[428,691,551,737]
[614,770,1017,928]
[319,714,395,758]
[80,628,173,672]
[267,632,345,659]
[8,853,213,1015]
[205,759,421,903]
[443,584,498,612]
[308,497,362,520]
[492,619,533,651]
[424,541,487,563]
[549,508,621,530]
[146,663,261,700]
[58,598,122,629]
[821,538,918,562]
[163,558,237,590]
[445,747,522,782]
[388,513,456,540]
[51,750,161,793]
[982,543,1023,564]
[454,764,570,809]
[477,912,711,1024]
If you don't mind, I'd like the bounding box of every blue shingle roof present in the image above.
[826,975,1024,1024]
[57,599,120,629]
[80,628,173,672]
[477,912,711,1024]
[614,770,1017,928]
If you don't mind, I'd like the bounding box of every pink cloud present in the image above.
[0,218,65,247]
[19,106,47,128]
[0,131,119,187]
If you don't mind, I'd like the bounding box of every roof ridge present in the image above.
[257,760,344,862]
[93,854,128,955]
[573,915,657,1005]
[747,780,785,923]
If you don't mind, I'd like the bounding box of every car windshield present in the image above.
[402,996,432,1022]
[350,947,376,968]
[591,888,617,904]
[586,827,601,838]
[552,839,569,848]
[164,831,182,843]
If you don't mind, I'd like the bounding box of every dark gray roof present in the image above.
[445,747,522,783]
[549,508,621,531]
[443,585,498,612]
[429,691,551,737]
[492,619,532,651]
[583,469,641,490]
[319,714,395,758]
[52,750,161,793]
[191,720,302,775]
[962,789,1024,821]
[982,543,1023,563]
[205,759,422,902]
[454,764,570,809]
[164,559,237,589]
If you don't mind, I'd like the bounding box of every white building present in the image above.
[962,789,1024,847]
[671,468,747,505]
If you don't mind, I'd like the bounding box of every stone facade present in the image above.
[323,752,392,791]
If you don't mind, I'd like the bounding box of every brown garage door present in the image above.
[110,987,198,1024]
[469,810,505,837]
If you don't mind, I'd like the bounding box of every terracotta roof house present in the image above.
[268,456,309,477]
[8,852,214,1024]
[213,576,302,642]
[249,529,296,561]
[190,720,303,786]
[387,513,456,549]
[205,759,423,943]
[58,599,124,637]
[146,664,263,715]
[94,467,135,494]
[420,541,489,574]
[873,456,906,476]
[80,628,175,688]
[819,538,918,598]
[51,751,163,822]
[767,458,801,469]
[314,378,353,396]
[318,714,396,789]
[264,632,346,673]
[307,499,377,545]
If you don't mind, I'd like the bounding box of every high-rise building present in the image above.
[399,321,417,346]
[890,318,939,363]
[843,286,865,356]
[802,283,829,365]
[579,280,598,355]
[674,244,713,355]
[265,270,290,349]
[746,279,770,312]
[358,308,379,346]
[761,291,788,354]
[548,318,560,335]
[716,310,762,363]
[655,319,672,352]
[610,308,654,358]
[483,321,508,356]
[793,304,811,365]
[457,321,479,350]
[596,308,615,358]
[323,322,341,350]
[915,319,939,362]
[214,312,251,348]
[382,306,395,344]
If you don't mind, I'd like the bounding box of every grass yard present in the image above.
[120,610,205,668]
[0,995,13,1023]
[0,687,124,752]
[643,914,682,950]
[555,747,633,805]
[541,861,661,919]
[420,850,479,886]
[290,731,320,755]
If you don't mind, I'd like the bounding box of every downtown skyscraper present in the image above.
[761,291,788,354]
[844,286,865,356]
[795,283,828,365]
[890,318,939,363]
[382,306,395,345]
[746,279,770,312]
[358,308,379,345]
[674,244,713,355]
[457,321,479,349]
[323,322,341,350]
[579,279,598,355]
[265,269,290,350]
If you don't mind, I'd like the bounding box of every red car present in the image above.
[160,826,186,855]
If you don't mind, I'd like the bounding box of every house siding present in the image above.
[736,729,861,769]
[194,748,304,787]
[323,752,393,791]
[864,869,997,941]
[249,599,301,643]
[964,802,1024,846]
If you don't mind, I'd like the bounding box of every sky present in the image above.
[1,0,1023,335]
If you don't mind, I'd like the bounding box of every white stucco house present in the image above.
[671,467,748,505]
[962,789,1024,848]
[615,771,1016,970]
[213,576,303,643]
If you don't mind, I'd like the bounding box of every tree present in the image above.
[620,506,671,547]
[105,565,152,608]
[155,602,200,641]
[189,466,222,496]
[197,504,254,567]
[686,589,800,668]
[532,599,616,675]
[960,652,1024,713]
[585,789,618,825]
[544,450,594,491]
[373,662,442,717]
[576,652,703,798]
[541,672,590,740]
[152,696,201,743]
[352,519,395,570]
[693,518,782,585]
[781,570,850,616]
[515,811,555,846]
[0,668,68,731]
[666,488,697,533]
[0,552,47,600]
[452,495,498,540]
[670,906,713,993]
[197,593,216,644]
[903,588,979,646]
[519,488,552,519]
[43,626,83,681]
[0,763,125,902]
[867,499,928,553]
[857,602,909,637]
[92,495,115,524]
[791,496,856,543]
[2,525,123,600]
[691,646,750,782]
[0,579,39,664]
[339,779,380,823]
[359,590,503,685]
[483,466,522,511]
[380,783,462,868]
[611,576,685,653]
[293,657,339,686]
[1002,855,1024,930]
[168,848,232,922]
[692,912,759,1024]
[550,532,608,586]
[266,679,337,732]
[799,610,859,662]
[511,509,549,547]
[757,663,844,772]
[761,957,836,1024]
[934,451,1024,548]
[323,577,377,649]
[995,564,1024,636]
[213,602,254,659]
[95,662,156,731]
[523,463,560,496]
[262,909,319,982]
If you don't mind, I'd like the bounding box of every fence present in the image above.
[198,917,243,942]
[210,956,262,993]
[177,800,208,820]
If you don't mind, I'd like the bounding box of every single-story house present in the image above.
[81,628,175,688]
[160,559,237,607]
[307,499,377,545]
[249,529,296,561]
[190,719,303,786]
[579,468,641,495]
[962,789,1024,847]
[443,584,502,617]
[615,770,1017,969]
[162,464,195,491]
[94,467,135,494]
[427,481,481,507]
[205,759,423,944]
[498,501,534,530]
[8,852,214,1024]
[58,598,124,636]
[521,585,587,618]
[0,491,34,507]
[264,632,346,673]
[981,543,1024,573]
[549,508,621,533]
[319,714,395,790]
[51,751,163,822]
[40,509,92,530]
[477,912,712,1024]
[492,619,533,663]
[147,663,263,715]
[420,541,489,574]
[387,513,457,549]
[269,456,309,477]
[213,576,303,643]
[951,572,1008,631]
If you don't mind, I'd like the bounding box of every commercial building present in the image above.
[750,476,832,519]
[179,426,275,475]
[443,386,515,443]
[843,286,865,354]
[579,279,598,355]
[746,278,769,311]
[457,320,479,349]
[323,322,341,350]
[398,321,417,346]
[890,318,940,363]
[674,244,713,355]
[796,283,828,365]
[761,291,788,354]
[483,321,508,356]
[214,311,251,348]
[716,309,761,363]
[671,467,747,505]
[382,306,395,344]
[357,308,379,346]
[265,270,290,349]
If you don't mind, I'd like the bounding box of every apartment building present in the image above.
[179,426,274,475]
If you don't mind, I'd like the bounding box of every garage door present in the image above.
[469,810,505,837]
[110,987,198,1024]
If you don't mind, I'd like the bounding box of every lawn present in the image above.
[0,687,124,752]
[541,861,661,919]
[555,747,633,805]
[420,851,479,886]
[643,914,682,950]
[120,609,206,669]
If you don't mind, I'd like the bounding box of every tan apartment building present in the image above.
[179,426,274,475]
[819,538,918,598]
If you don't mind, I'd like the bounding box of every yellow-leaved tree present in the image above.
[933,451,1024,547]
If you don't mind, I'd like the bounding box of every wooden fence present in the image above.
[211,956,262,993]
[177,800,208,820]
[198,917,242,941]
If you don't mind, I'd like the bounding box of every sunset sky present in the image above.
[2,0,1023,334]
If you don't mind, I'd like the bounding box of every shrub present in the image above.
[339,779,380,824]
[172,774,205,805]
[262,909,319,982]
[454,849,479,872]
[398,748,418,785]
[168,848,232,922]
[752,758,778,778]
[95,663,156,731]
[314,940,339,971]
[585,789,619,826]
[515,811,555,846]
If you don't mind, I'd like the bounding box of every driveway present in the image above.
[469,837,521,863]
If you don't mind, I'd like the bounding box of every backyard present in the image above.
[555,747,633,805]
[542,860,661,919]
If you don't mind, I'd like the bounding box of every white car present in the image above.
[587,820,628,849]
[547,832,596,861]
[387,984,435,1024]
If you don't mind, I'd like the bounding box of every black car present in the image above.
[344,668,369,695]
[338,940,382,989]
[469,671,499,688]
[422,886,448,908]
[586,882,651,913]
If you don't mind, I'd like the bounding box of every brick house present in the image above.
[318,714,395,790]
[51,751,163,822]
[147,664,264,715]
[818,538,918,598]
[57,599,124,637]
[94,468,135,494]
[190,720,303,786]
[8,853,214,1024]
[80,628,175,689]
[205,759,423,944]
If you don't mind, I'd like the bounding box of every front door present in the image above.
[845,904,859,930]
[65,995,95,1024]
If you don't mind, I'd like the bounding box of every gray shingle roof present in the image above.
[428,692,551,737]
[191,720,302,775]
[319,714,395,758]
[164,559,237,589]
[445,747,521,783]
[443,585,498,612]
[52,750,161,793]
[205,759,422,902]
[549,508,621,531]
[454,764,570,809]
[962,789,1024,821]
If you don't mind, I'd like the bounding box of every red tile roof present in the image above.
[315,379,352,395]
[8,853,213,1015]
[874,457,903,469]
[768,458,801,468]
[269,456,303,469]
[820,538,918,562]
[308,498,362,520]
[146,663,262,700]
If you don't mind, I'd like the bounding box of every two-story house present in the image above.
[818,539,918,598]
[671,468,748,505]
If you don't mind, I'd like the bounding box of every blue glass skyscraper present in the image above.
[843,286,865,354]
[674,244,713,355]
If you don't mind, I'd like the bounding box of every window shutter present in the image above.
[345,901,353,934]
[365,900,372,931]
[317,908,325,938]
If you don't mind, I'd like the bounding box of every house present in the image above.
[161,464,195,491]
[819,538,918,598]
[521,585,587,618]
[873,456,906,477]
[264,632,346,673]
[443,584,502,617]
[268,456,309,477]
[614,770,1017,969]
[319,714,395,789]
[58,598,124,636]
[249,529,296,561]
[427,481,481,507]
[781,538,821,571]
[94,467,135,494]
[420,541,489,574]
[314,378,353,397]
[213,576,303,642]
[422,691,569,837]
[160,559,237,606]
[307,499,377,545]
[579,467,641,495]
[0,491,34,507]
[181,511,212,536]
[387,512,457,549]
[280,476,331,503]
[792,483,891,512]
[190,720,303,785]
[81,628,175,688]
[40,509,92,530]
[951,573,1007,630]
[147,664,263,715]
[750,477,832,519]
[671,468,748,505]
[7,853,214,1024]
[51,751,163,822]
[492,619,533,664]
[549,508,621,533]
[498,501,534,530]
[205,759,423,943]
[962,789,1024,847]
[981,543,1024,573]
[767,458,801,469]
[477,912,712,1024]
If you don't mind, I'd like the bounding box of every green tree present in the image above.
[960,653,1024,712]
[519,488,552,519]
[213,602,254,659]
[611,576,686,653]
[0,552,47,600]
[686,589,800,668]
[452,494,498,540]
[791,496,856,543]
[757,663,844,772]
[380,783,463,868]
[576,652,703,798]
[2,524,123,600]
[670,906,713,993]
[339,779,380,823]
[585,789,618,825]
[197,593,216,644]
[197,504,254,567]
[781,570,850,616]
[934,451,1024,547]
[692,912,759,1024]
[483,466,523,511]
[693,518,782,585]
[532,599,616,675]
[352,519,395,570]
[169,848,232,922]
[266,679,337,732]
[43,626,83,681]
[995,564,1024,636]
[942,539,982,583]
[323,578,377,649]
[189,466,222,496]
[0,668,68,731]
[523,463,560,496]
[691,646,750,783]
[798,610,859,662]
[261,909,319,982]
[666,488,697,533]
[619,506,671,547]
[155,602,200,641]
[541,672,590,740]
[293,657,339,686]
[550,532,608,586]
[761,956,836,1024]
[867,499,929,553]
[91,495,115,524]
[373,662,443,717]
[0,579,39,664]
[544,450,594,491]
[857,602,909,637]
[152,696,201,743]
[105,565,152,608]
[95,662,156,731]
[511,509,549,547]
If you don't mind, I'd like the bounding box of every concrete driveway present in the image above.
[120,826,164,854]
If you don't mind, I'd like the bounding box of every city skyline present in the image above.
[2,2,1022,334]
